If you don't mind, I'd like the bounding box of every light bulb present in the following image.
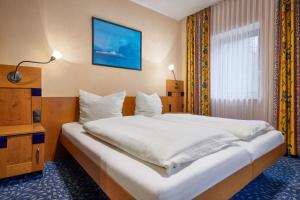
[52,50,62,60]
[168,64,175,71]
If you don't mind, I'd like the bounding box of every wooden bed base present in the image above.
[61,133,286,200]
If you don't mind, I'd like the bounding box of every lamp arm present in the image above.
[171,70,177,81]
[15,57,54,74]
[171,70,179,89]
[8,55,57,83]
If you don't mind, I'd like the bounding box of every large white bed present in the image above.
[62,120,284,200]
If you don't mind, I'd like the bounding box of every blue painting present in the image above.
[92,17,142,70]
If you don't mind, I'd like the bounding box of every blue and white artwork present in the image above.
[92,17,142,70]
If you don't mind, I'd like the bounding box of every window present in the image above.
[211,23,260,100]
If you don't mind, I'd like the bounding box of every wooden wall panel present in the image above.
[122,97,136,116]
[42,97,79,161]
[42,96,168,161]
[161,96,168,113]
[0,88,32,126]
[0,65,41,88]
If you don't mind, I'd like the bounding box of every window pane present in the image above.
[211,23,260,100]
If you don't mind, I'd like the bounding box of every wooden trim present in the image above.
[60,132,286,200]
[60,134,134,200]
[0,123,45,137]
[42,97,79,161]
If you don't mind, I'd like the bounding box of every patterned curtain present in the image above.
[274,0,300,156]
[185,8,210,115]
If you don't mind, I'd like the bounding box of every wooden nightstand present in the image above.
[0,65,45,179]
[166,80,184,112]
[0,123,45,179]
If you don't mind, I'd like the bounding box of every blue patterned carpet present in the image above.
[0,156,299,200]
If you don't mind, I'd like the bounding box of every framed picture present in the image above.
[92,17,142,70]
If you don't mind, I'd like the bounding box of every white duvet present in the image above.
[154,114,274,140]
[83,115,237,175]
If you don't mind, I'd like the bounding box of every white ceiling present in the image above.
[130,0,222,20]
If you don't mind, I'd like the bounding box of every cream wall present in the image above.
[0,0,181,96]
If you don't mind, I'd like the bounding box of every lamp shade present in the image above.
[52,50,62,60]
[168,64,175,71]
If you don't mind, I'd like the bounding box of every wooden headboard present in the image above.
[42,96,168,161]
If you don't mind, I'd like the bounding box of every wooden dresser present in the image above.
[0,64,45,179]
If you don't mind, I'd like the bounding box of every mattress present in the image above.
[234,130,284,160]
[62,122,251,200]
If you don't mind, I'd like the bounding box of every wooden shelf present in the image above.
[0,123,45,136]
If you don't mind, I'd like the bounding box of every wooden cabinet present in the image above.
[166,80,184,113]
[0,124,45,179]
[0,65,44,179]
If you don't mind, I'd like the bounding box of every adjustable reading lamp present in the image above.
[7,50,62,83]
[168,64,179,89]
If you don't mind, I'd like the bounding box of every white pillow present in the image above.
[79,90,126,124]
[135,92,162,117]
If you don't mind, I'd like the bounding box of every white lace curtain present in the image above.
[210,0,275,123]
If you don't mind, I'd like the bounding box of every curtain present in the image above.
[274,0,300,156]
[210,0,275,123]
[185,8,211,115]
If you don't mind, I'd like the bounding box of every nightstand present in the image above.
[166,80,184,112]
[0,124,45,179]
[0,65,44,179]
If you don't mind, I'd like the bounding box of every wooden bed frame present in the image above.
[42,97,286,200]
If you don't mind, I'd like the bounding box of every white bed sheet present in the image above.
[234,130,284,160]
[62,122,251,200]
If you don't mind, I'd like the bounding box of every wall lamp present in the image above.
[168,64,178,89]
[7,50,62,83]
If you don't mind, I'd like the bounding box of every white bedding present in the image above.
[83,115,238,175]
[62,122,251,200]
[154,114,274,140]
[234,130,284,160]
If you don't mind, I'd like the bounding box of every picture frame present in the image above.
[92,17,142,70]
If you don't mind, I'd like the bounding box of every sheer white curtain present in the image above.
[210,0,275,123]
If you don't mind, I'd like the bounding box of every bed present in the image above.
[60,116,285,200]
